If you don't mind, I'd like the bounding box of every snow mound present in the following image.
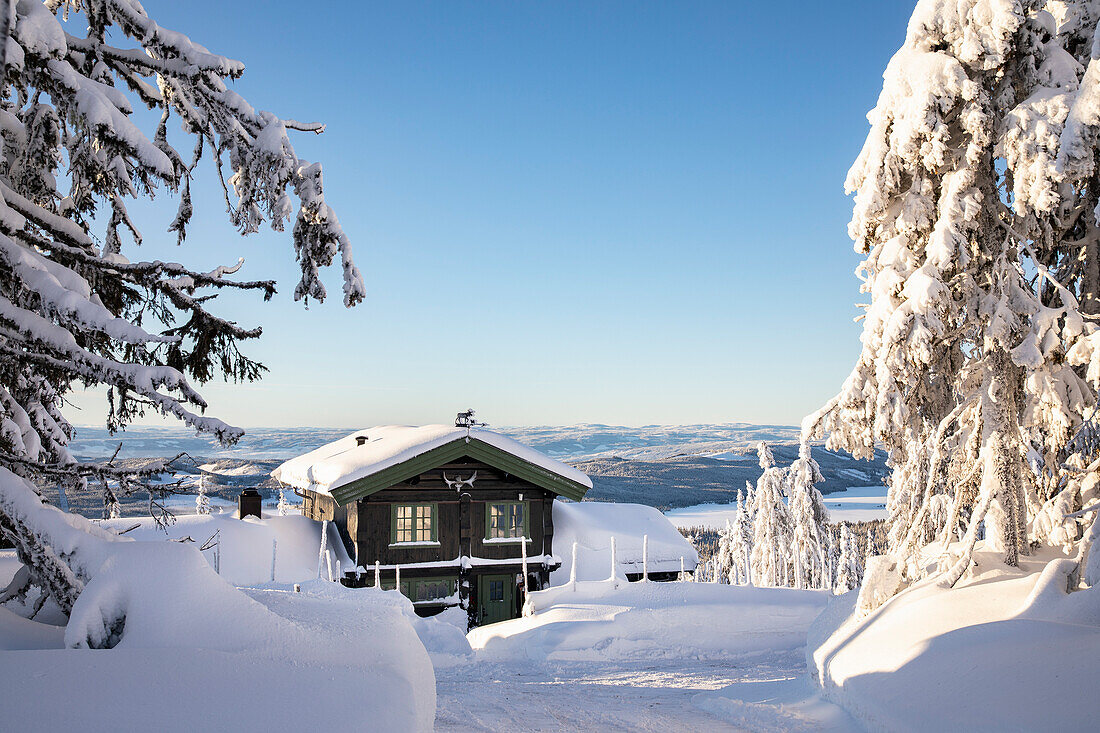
[811,548,1100,732]
[412,605,474,668]
[551,501,698,583]
[38,541,436,731]
[470,579,826,662]
[103,511,351,585]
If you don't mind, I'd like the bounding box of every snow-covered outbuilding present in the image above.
[272,422,591,627]
[551,501,699,584]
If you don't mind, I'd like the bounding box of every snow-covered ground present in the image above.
[665,484,888,529]
[811,547,1100,732]
[442,579,857,731]
[0,507,436,732]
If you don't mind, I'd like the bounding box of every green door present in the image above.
[478,574,515,625]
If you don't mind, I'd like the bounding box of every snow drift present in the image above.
[470,579,826,662]
[811,549,1100,732]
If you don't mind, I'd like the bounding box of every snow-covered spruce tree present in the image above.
[787,442,830,589]
[712,519,735,585]
[725,487,754,585]
[804,0,1100,593]
[0,1,363,617]
[750,442,792,587]
[834,524,862,594]
[195,475,209,516]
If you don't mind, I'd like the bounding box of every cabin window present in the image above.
[391,503,437,544]
[399,577,456,604]
[485,501,529,540]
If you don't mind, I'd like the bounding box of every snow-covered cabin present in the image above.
[272,424,591,626]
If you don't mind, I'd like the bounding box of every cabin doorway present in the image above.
[478,574,516,625]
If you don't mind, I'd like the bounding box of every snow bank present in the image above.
[412,605,474,668]
[103,510,351,585]
[470,579,826,662]
[811,548,1100,732]
[551,501,698,583]
[0,540,436,731]
[271,425,592,495]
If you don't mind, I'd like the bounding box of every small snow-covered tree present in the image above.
[834,525,862,594]
[277,487,290,517]
[102,483,120,520]
[724,487,754,585]
[712,519,735,585]
[788,442,829,589]
[804,0,1100,596]
[195,475,210,516]
[750,442,792,587]
[0,1,363,616]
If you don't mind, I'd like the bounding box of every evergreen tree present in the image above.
[834,525,862,594]
[0,1,362,615]
[713,519,735,585]
[728,487,754,585]
[804,0,1100,595]
[195,475,210,516]
[750,442,792,587]
[788,442,829,589]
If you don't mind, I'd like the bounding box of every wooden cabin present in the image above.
[272,420,591,627]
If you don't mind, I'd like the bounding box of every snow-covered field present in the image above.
[665,484,888,529]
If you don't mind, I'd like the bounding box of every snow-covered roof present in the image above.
[271,425,592,500]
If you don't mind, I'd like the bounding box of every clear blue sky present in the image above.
[68,1,915,430]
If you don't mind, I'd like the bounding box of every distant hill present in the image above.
[57,423,887,517]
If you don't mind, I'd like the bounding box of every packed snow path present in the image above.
[435,649,857,731]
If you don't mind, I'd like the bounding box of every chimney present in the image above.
[355,435,368,446]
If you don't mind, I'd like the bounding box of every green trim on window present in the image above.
[484,501,530,540]
[390,503,438,544]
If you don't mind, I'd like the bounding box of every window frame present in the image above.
[399,576,457,605]
[484,500,530,542]
[389,502,439,546]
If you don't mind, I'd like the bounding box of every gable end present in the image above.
[329,437,589,505]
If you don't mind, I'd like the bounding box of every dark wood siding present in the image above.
[347,458,554,566]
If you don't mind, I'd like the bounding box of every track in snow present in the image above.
[435,648,840,732]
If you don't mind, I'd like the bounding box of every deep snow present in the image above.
[810,547,1100,732]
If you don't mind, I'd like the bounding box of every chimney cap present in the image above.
[355,435,368,446]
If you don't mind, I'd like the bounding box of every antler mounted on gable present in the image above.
[442,471,478,492]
